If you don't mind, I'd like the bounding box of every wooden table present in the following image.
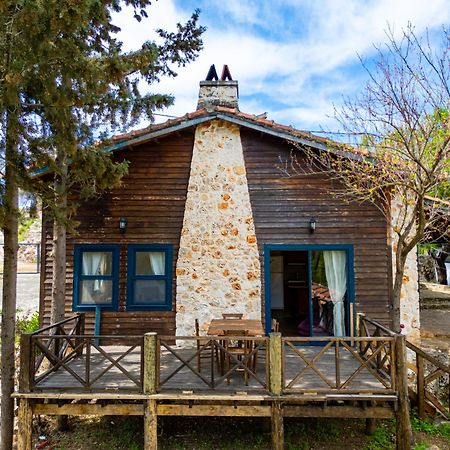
[207,319,264,378]
[207,319,265,336]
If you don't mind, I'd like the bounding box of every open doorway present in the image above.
[266,245,353,337]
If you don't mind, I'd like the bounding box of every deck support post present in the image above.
[17,398,33,450]
[269,333,283,450]
[144,399,157,450]
[271,401,284,450]
[365,418,377,435]
[394,334,412,450]
[416,354,425,420]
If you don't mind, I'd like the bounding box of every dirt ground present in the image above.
[23,415,450,450]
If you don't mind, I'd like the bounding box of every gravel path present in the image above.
[0,273,40,317]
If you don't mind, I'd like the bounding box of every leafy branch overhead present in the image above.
[283,24,449,328]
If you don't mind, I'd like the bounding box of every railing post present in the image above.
[143,333,158,450]
[416,354,425,420]
[356,313,364,353]
[394,334,412,450]
[143,332,158,394]
[75,313,85,356]
[269,332,283,395]
[269,333,284,450]
[19,333,33,392]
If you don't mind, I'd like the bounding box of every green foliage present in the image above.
[411,414,450,439]
[1,0,205,226]
[365,420,395,450]
[15,311,40,343]
[18,217,35,242]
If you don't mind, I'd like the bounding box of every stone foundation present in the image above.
[175,120,261,336]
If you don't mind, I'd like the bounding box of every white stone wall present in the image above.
[390,196,421,341]
[175,120,261,336]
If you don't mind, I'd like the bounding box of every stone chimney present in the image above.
[197,64,239,110]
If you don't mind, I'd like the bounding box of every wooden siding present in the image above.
[241,129,392,325]
[40,131,194,335]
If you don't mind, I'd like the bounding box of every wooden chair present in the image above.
[195,319,215,373]
[223,329,251,385]
[222,313,243,319]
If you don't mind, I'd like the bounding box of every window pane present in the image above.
[135,251,165,276]
[81,251,113,276]
[79,280,113,305]
[133,280,166,304]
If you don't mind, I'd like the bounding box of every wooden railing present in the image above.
[156,335,269,391]
[20,315,142,391]
[282,336,397,395]
[358,314,450,420]
[406,340,450,419]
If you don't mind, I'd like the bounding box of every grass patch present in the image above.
[31,412,450,450]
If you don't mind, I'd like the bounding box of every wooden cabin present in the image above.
[38,66,420,340]
[19,67,443,450]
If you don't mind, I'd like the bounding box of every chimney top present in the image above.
[197,64,239,111]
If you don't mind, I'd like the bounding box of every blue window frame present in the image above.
[72,244,120,311]
[126,244,173,311]
[263,244,355,335]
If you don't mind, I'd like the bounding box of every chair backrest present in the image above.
[222,313,243,319]
[271,318,280,333]
[194,318,200,336]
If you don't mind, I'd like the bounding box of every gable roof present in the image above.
[31,105,367,178]
[109,105,367,160]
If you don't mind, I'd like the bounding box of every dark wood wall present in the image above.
[40,130,195,335]
[40,122,392,335]
[241,129,392,325]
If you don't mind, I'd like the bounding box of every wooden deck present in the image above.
[32,343,389,394]
[15,314,417,450]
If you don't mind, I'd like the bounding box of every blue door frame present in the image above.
[263,244,355,336]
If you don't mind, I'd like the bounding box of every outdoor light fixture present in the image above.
[309,218,316,233]
[119,217,127,233]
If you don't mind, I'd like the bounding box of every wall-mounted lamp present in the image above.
[309,217,316,233]
[119,217,127,234]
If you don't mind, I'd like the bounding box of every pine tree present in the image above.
[0,2,204,447]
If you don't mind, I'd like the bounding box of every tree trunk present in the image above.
[50,149,68,325]
[391,250,407,332]
[1,108,20,450]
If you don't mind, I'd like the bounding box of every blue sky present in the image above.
[113,0,450,138]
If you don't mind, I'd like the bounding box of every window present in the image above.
[126,244,173,310]
[73,244,120,310]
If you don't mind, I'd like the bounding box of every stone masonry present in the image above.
[175,120,261,336]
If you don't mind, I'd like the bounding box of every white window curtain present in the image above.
[323,251,347,337]
[82,252,104,291]
[148,252,165,275]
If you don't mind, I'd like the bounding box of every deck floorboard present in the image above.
[34,345,388,394]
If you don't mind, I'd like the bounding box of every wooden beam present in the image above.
[269,333,283,395]
[394,335,412,450]
[143,332,158,394]
[283,405,394,419]
[13,392,147,400]
[416,354,425,420]
[33,403,144,416]
[271,401,284,450]
[144,399,157,450]
[17,399,33,450]
[19,334,32,392]
[157,404,271,417]
[365,418,377,435]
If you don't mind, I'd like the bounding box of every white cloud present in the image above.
[113,0,450,131]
